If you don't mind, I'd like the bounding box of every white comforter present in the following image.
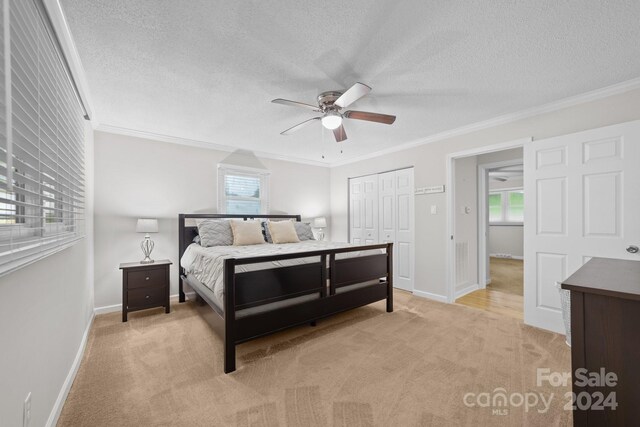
[180,240,383,306]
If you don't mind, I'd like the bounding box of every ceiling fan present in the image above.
[271,82,396,142]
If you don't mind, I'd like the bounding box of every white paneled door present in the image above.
[524,121,640,333]
[362,175,379,244]
[349,178,364,245]
[393,168,415,291]
[350,168,415,291]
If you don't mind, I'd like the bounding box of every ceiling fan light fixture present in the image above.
[321,111,342,130]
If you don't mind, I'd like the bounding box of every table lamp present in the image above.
[313,217,327,241]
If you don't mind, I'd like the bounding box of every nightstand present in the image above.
[119,259,172,322]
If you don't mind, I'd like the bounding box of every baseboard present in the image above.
[93,293,189,315]
[412,290,448,303]
[490,253,524,260]
[93,302,121,314]
[455,283,480,299]
[45,311,95,427]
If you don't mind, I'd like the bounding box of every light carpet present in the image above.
[58,291,570,426]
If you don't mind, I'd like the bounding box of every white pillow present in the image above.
[230,220,265,245]
[268,220,300,244]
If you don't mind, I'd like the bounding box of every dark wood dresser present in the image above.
[119,260,172,322]
[562,257,640,426]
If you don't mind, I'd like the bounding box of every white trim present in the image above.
[490,254,524,260]
[330,77,640,167]
[42,0,95,123]
[93,302,121,315]
[94,293,184,314]
[45,311,95,427]
[95,124,331,168]
[455,283,480,299]
[446,137,530,303]
[412,289,448,304]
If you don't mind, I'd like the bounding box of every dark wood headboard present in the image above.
[177,214,302,274]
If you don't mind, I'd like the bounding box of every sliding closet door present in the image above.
[349,177,364,244]
[394,168,415,291]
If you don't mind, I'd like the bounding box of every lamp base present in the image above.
[140,235,155,264]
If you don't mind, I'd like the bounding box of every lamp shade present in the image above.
[136,218,158,233]
[313,217,327,228]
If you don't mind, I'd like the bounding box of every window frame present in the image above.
[217,164,270,215]
[488,187,524,226]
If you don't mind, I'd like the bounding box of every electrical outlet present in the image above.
[23,392,31,427]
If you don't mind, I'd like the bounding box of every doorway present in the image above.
[460,159,525,318]
[446,139,529,320]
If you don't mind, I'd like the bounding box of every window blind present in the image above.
[0,0,85,274]
[218,166,269,215]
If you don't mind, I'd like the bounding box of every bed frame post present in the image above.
[386,242,394,313]
[223,258,237,373]
[178,214,186,303]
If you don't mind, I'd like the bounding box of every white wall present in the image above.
[93,131,331,309]
[454,156,478,294]
[0,122,94,427]
[330,88,640,301]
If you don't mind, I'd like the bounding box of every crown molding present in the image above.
[329,77,640,167]
[95,124,331,168]
[97,76,640,170]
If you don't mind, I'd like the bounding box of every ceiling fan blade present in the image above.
[271,98,321,111]
[344,110,396,125]
[334,82,371,108]
[280,117,321,135]
[333,124,347,142]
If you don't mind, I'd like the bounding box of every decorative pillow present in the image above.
[268,220,300,244]
[294,222,315,241]
[197,220,233,247]
[230,220,265,245]
[261,221,273,243]
[192,235,201,244]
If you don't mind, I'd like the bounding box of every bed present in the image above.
[178,214,393,373]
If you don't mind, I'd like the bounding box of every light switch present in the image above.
[430,205,437,215]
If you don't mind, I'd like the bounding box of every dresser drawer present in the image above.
[127,268,166,289]
[127,286,166,310]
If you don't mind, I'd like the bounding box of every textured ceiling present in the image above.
[61,0,640,164]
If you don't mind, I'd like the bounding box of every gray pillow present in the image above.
[197,219,233,247]
[294,222,315,241]
[261,221,272,243]
[192,235,201,244]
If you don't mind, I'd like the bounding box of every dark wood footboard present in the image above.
[177,214,394,373]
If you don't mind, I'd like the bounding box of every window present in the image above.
[489,189,524,224]
[0,0,87,275]
[218,166,269,215]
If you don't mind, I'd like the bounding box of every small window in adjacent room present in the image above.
[489,189,524,224]
[218,167,269,214]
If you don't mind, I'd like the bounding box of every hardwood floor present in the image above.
[456,257,524,320]
[456,288,523,320]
